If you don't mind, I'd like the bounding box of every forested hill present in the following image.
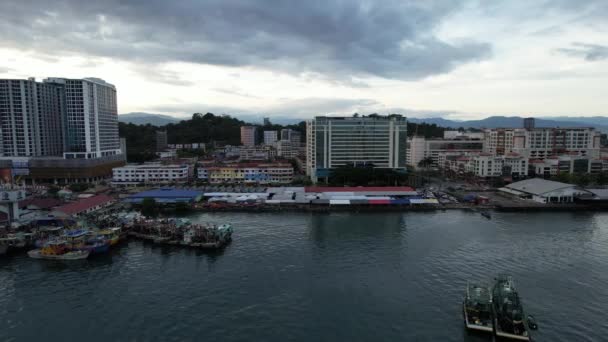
[119,113,306,162]
[119,112,446,162]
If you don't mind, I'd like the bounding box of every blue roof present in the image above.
[128,188,203,200]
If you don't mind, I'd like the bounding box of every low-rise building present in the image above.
[437,152,528,178]
[499,178,590,203]
[112,163,191,185]
[406,136,484,168]
[275,141,304,159]
[51,194,114,217]
[198,162,294,184]
[530,154,608,177]
[239,145,276,161]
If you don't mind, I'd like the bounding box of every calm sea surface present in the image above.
[1,211,608,342]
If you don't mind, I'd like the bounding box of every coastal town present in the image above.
[3,1,608,341]
[1,78,607,264]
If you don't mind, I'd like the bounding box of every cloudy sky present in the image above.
[1,0,607,120]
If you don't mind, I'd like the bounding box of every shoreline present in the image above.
[189,203,608,213]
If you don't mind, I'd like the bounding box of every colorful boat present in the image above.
[98,227,122,246]
[28,241,90,260]
[463,282,493,333]
[492,275,531,341]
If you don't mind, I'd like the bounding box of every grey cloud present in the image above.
[0,0,490,81]
[212,87,260,99]
[132,64,195,86]
[557,43,608,61]
[0,67,13,74]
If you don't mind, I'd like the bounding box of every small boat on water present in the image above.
[480,211,492,219]
[98,227,123,246]
[28,241,90,260]
[463,282,493,333]
[492,275,531,341]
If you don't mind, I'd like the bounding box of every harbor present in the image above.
[1,210,608,341]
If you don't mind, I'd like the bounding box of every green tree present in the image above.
[417,157,434,169]
[68,183,90,192]
[174,201,191,213]
[141,198,157,217]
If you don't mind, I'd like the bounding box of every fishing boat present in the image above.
[28,241,90,260]
[98,227,123,246]
[463,282,493,333]
[492,275,531,341]
[83,235,111,254]
[480,211,492,219]
[34,226,65,248]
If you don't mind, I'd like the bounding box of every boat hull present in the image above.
[28,250,90,260]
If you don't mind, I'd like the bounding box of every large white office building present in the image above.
[306,116,407,182]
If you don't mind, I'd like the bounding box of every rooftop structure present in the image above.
[52,194,114,217]
[499,178,590,203]
[126,188,203,203]
[112,163,191,185]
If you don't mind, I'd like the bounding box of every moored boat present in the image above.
[28,241,90,260]
[463,282,493,333]
[492,275,531,341]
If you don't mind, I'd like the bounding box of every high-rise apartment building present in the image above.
[523,118,535,130]
[306,116,407,182]
[0,77,125,184]
[0,78,64,157]
[156,130,168,151]
[240,126,258,146]
[263,130,278,145]
[44,77,120,159]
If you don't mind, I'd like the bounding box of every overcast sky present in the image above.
[1,0,607,120]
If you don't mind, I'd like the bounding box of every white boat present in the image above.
[28,249,90,260]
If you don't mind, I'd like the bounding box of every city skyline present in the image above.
[1,1,607,119]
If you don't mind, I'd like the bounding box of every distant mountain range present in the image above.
[119,112,608,132]
[407,116,608,132]
[118,112,184,126]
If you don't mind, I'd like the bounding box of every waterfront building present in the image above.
[239,145,276,161]
[499,178,590,203]
[198,162,293,184]
[156,131,168,151]
[240,126,258,146]
[51,194,114,217]
[112,163,191,185]
[483,127,601,159]
[306,116,407,182]
[406,136,483,168]
[125,188,203,204]
[264,130,278,145]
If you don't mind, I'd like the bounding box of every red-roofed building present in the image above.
[51,194,114,217]
[19,198,63,211]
